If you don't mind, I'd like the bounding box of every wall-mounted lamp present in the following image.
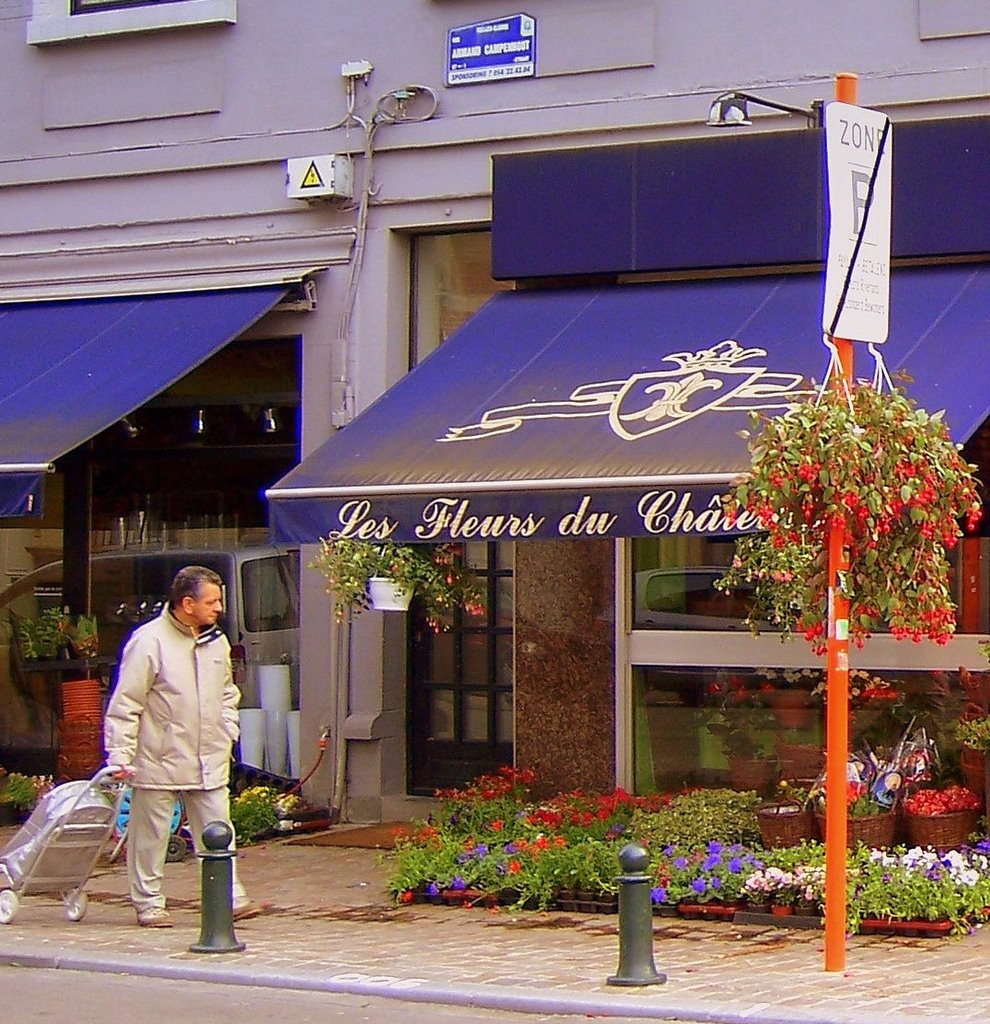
[261,407,279,434]
[707,91,823,129]
[120,416,140,439]
[193,408,206,436]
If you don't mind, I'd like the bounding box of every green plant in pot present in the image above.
[15,607,73,661]
[15,608,100,661]
[310,535,485,632]
[0,772,52,812]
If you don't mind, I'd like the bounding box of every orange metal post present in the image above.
[823,71,858,974]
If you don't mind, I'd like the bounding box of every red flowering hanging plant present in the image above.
[718,379,982,655]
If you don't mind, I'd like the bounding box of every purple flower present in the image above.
[711,876,722,890]
[451,875,466,891]
[426,882,440,896]
[651,886,667,905]
[691,878,707,894]
[707,841,723,855]
[728,857,743,874]
[703,854,721,871]
[674,857,688,870]
[476,844,489,858]
[504,841,518,854]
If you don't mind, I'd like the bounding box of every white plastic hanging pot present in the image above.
[367,577,413,612]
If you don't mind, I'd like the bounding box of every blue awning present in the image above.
[267,264,990,543]
[0,285,288,516]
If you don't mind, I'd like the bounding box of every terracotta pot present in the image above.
[770,903,794,917]
[765,691,816,731]
[960,746,987,798]
[728,756,775,794]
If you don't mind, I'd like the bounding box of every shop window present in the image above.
[630,534,979,634]
[28,0,236,45]
[632,664,965,796]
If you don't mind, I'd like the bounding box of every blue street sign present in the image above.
[446,13,536,86]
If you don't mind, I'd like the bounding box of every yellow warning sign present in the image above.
[300,161,326,189]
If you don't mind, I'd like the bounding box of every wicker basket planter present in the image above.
[904,809,980,850]
[814,811,896,849]
[758,803,817,848]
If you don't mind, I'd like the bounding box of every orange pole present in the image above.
[823,70,857,974]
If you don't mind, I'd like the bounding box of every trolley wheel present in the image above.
[0,889,19,924]
[166,833,188,863]
[64,891,88,922]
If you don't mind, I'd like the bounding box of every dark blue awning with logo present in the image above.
[268,265,990,544]
[0,285,288,517]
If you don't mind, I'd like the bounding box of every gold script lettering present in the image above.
[336,500,398,540]
[416,498,545,540]
[558,495,618,537]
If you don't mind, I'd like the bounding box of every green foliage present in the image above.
[630,788,763,850]
[0,772,53,811]
[15,608,100,660]
[229,785,279,844]
[718,382,982,653]
[309,536,485,631]
[956,716,990,752]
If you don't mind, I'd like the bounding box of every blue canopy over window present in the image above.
[0,285,287,516]
[268,265,990,544]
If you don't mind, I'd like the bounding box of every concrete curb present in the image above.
[0,946,936,1024]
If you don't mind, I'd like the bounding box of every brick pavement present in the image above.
[0,826,988,1024]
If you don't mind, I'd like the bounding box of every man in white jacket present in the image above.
[104,565,260,928]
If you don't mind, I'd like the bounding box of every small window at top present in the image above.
[28,0,236,45]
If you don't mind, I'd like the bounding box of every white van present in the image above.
[0,547,299,771]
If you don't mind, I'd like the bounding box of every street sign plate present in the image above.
[446,14,536,86]
[822,101,892,344]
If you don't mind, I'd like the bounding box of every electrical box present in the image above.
[286,154,354,201]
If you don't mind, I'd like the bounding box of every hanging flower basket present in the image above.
[718,380,982,653]
[310,536,485,631]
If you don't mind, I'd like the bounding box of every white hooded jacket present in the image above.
[104,607,240,790]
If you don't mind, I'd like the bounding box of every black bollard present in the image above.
[189,820,246,954]
[606,842,666,987]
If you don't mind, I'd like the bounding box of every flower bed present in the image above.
[385,767,990,935]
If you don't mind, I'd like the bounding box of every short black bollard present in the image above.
[606,842,666,987]
[189,820,246,954]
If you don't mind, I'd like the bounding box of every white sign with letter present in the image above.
[822,101,892,344]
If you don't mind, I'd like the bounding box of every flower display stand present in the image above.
[677,902,740,921]
[859,917,953,938]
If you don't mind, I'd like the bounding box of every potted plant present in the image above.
[310,535,485,631]
[229,785,280,845]
[902,784,981,849]
[717,380,982,654]
[0,772,53,822]
[954,715,990,798]
[15,607,73,661]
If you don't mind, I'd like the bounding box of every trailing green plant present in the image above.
[310,536,485,631]
[717,381,982,654]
